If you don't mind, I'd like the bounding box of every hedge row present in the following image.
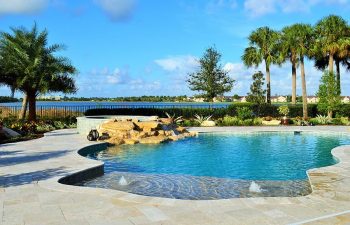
[84,103,350,119]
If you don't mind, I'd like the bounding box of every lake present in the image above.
[0,101,232,109]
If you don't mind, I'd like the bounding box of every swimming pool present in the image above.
[78,132,350,199]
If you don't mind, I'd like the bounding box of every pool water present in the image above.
[79,132,350,199]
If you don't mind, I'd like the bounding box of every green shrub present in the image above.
[236,107,254,120]
[218,116,241,126]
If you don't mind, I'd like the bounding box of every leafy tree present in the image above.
[317,71,341,118]
[187,47,235,102]
[242,27,279,104]
[0,24,77,121]
[246,71,266,104]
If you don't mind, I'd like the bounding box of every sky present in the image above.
[0,0,350,98]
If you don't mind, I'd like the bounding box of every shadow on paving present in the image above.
[0,167,68,187]
[0,150,70,167]
[0,150,24,156]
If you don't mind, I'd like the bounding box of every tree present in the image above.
[293,23,314,120]
[242,27,280,104]
[279,25,300,104]
[314,15,350,74]
[246,71,266,104]
[0,24,77,121]
[317,71,341,118]
[187,47,235,101]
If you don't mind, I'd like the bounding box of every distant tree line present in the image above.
[0,96,19,103]
[59,95,189,102]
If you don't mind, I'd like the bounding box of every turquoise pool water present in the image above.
[80,132,350,199]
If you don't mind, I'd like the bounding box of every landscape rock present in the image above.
[97,117,194,146]
[135,121,161,130]
[201,121,216,127]
[262,120,281,126]
[139,136,169,144]
[100,121,135,131]
[124,139,139,145]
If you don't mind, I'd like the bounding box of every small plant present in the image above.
[194,114,213,124]
[278,105,289,118]
[165,112,183,124]
[236,107,254,120]
[314,114,332,125]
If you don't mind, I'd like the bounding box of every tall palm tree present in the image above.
[279,25,300,104]
[242,27,280,104]
[293,23,314,120]
[314,15,350,74]
[0,24,77,121]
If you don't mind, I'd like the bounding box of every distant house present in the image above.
[342,96,350,103]
[239,96,247,103]
[193,97,205,102]
[37,95,62,101]
[307,96,318,103]
[271,96,287,103]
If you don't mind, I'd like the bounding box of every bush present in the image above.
[85,108,228,119]
[236,107,254,120]
[85,103,349,119]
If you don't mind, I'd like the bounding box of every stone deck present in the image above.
[1,127,350,225]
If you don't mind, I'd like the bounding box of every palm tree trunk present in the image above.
[335,60,341,95]
[27,92,37,122]
[265,61,271,104]
[329,54,334,74]
[300,56,308,120]
[292,62,297,104]
[19,94,28,120]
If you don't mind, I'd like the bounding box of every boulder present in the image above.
[201,121,216,127]
[0,127,20,139]
[124,139,139,145]
[262,120,281,126]
[176,126,186,133]
[168,135,179,141]
[100,121,135,131]
[159,118,173,125]
[139,136,168,144]
[107,137,125,145]
[135,121,161,130]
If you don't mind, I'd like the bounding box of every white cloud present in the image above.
[95,0,136,22]
[0,0,48,15]
[154,55,199,72]
[244,0,348,17]
[244,0,276,17]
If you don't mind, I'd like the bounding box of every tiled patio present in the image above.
[1,127,350,225]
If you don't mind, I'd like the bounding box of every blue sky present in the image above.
[1,0,350,97]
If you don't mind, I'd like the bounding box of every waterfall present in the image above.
[118,176,128,186]
[249,181,262,193]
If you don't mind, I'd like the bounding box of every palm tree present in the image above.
[293,23,314,120]
[0,24,77,121]
[279,25,300,104]
[242,27,280,104]
[314,15,350,74]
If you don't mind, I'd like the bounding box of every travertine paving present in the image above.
[1,127,350,225]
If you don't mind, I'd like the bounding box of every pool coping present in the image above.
[3,126,350,224]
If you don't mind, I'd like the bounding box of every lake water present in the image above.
[0,101,231,109]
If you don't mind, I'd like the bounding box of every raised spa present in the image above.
[76,132,350,200]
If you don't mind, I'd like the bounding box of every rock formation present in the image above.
[97,117,196,145]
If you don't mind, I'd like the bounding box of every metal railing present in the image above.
[0,103,230,118]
